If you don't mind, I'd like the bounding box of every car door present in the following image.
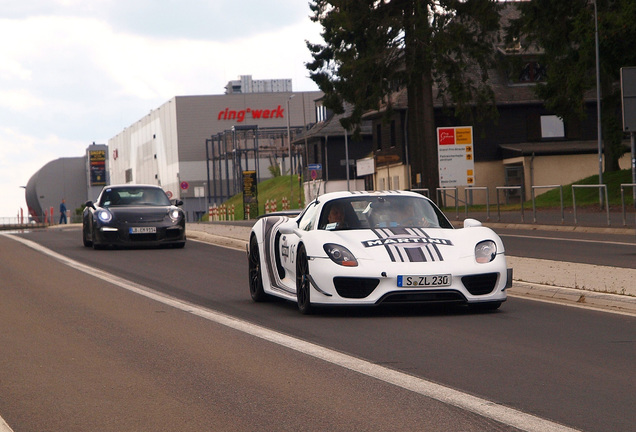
[278,201,320,292]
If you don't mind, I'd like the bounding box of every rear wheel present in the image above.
[296,245,312,315]
[248,236,268,302]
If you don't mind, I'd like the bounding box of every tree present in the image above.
[506,0,636,173]
[306,0,502,195]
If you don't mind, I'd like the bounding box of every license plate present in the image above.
[129,226,156,234]
[397,274,451,287]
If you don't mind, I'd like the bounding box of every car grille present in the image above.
[461,273,499,295]
[129,233,158,242]
[333,277,379,299]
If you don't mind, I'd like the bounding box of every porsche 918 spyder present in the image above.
[248,190,511,314]
[83,184,186,249]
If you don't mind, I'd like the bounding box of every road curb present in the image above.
[509,282,636,316]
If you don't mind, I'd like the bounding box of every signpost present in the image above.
[88,150,106,186]
[242,170,258,219]
[437,126,475,187]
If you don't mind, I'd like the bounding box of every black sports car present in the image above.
[82,184,186,249]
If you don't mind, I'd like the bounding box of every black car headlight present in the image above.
[475,240,497,263]
[323,243,358,267]
[168,208,182,222]
[97,209,112,223]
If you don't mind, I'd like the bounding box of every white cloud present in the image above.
[0,1,323,217]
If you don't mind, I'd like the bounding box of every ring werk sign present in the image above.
[437,126,475,187]
[218,105,285,123]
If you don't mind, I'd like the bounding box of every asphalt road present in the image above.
[1,227,635,432]
[494,227,636,269]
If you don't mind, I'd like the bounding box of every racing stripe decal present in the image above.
[371,228,396,262]
[410,228,444,261]
[369,227,446,263]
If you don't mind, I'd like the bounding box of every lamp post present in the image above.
[287,94,295,205]
[594,0,603,206]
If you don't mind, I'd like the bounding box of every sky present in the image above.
[0,0,322,219]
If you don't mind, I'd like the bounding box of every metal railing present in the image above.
[620,183,636,226]
[531,185,564,224]
[496,186,524,222]
[436,187,459,220]
[464,186,490,220]
[572,184,610,226]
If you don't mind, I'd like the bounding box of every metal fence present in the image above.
[426,183,635,227]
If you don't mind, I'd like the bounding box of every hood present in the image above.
[314,226,502,264]
[108,206,173,223]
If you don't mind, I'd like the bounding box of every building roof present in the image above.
[293,103,372,144]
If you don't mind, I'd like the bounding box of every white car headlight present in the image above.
[323,243,358,267]
[97,209,112,223]
[475,240,497,263]
[168,208,181,222]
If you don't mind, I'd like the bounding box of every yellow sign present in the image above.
[456,128,473,145]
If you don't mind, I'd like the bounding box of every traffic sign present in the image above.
[437,126,475,187]
[180,181,189,190]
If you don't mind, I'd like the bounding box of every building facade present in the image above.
[108,91,322,220]
[225,75,292,94]
[25,143,109,223]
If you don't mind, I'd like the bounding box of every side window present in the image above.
[298,202,319,231]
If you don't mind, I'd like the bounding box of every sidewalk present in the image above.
[187,214,636,316]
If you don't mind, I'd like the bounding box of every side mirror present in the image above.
[463,218,482,228]
[174,199,184,206]
[279,220,302,237]
[85,200,95,210]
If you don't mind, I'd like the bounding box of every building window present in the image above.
[378,177,386,190]
[316,105,327,122]
[519,61,546,83]
[540,115,565,139]
[376,124,382,150]
[125,168,133,183]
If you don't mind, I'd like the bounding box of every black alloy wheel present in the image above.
[248,236,268,302]
[296,244,312,314]
[82,221,92,247]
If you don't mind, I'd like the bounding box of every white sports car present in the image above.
[248,190,511,314]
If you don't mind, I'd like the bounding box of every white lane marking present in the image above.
[500,233,635,247]
[0,416,14,432]
[4,234,581,432]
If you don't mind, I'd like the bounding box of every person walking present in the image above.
[59,199,67,224]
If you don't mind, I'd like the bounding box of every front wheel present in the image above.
[248,236,268,302]
[82,221,93,247]
[296,245,312,314]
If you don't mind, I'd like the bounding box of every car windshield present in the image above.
[100,187,171,207]
[318,196,453,230]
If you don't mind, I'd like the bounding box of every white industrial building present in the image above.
[108,89,323,220]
